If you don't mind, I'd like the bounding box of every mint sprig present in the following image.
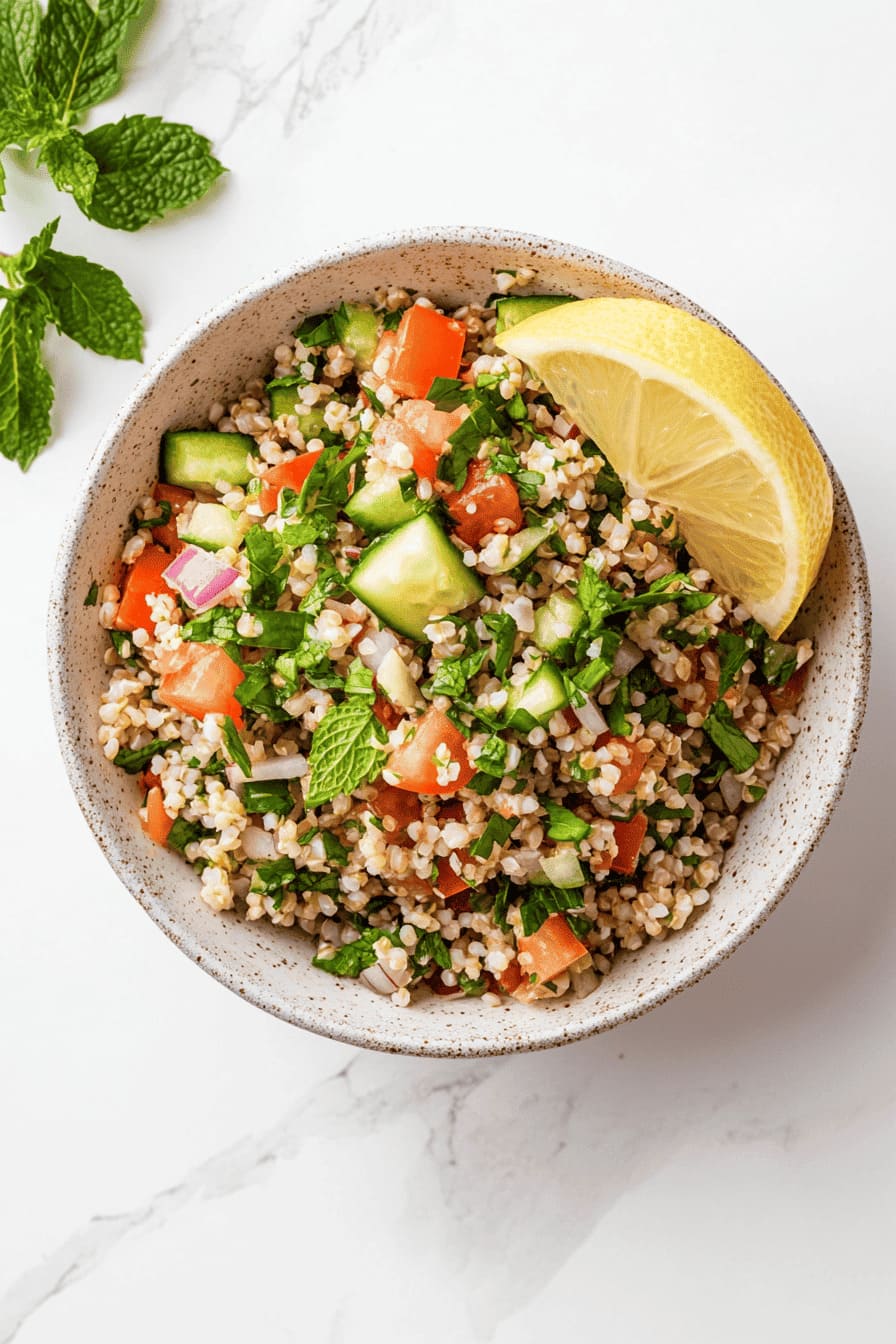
[0,218,142,468]
[0,0,226,470]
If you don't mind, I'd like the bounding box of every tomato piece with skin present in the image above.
[368,783,422,843]
[767,661,809,713]
[593,733,647,795]
[141,787,173,846]
[497,959,523,995]
[371,691,403,731]
[259,449,324,514]
[434,850,473,899]
[595,811,649,875]
[157,641,245,728]
[152,483,193,553]
[518,913,587,985]
[388,306,467,399]
[386,707,475,795]
[114,546,178,631]
[445,459,523,546]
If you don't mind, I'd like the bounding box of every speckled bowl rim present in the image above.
[47,226,871,1056]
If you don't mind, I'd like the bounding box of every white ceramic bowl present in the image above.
[48,228,871,1056]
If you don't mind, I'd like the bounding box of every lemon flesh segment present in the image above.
[497,299,832,638]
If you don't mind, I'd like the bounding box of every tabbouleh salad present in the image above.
[93,273,812,1007]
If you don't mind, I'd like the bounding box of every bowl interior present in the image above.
[48,229,870,1056]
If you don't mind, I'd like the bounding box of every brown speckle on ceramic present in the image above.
[46,228,871,1057]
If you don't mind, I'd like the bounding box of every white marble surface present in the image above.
[1,1,894,1339]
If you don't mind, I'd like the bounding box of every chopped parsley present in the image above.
[113,738,170,774]
[539,797,590,843]
[703,702,760,773]
[242,780,293,817]
[221,715,252,778]
[469,814,518,859]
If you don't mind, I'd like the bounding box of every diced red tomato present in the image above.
[595,811,649,875]
[152,483,193,553]
[388,305,467,399]
[593,733,647,795]
[497,959,523,995]
[386,707,475,795]
[371,692,403,731]
[157,641,245,728]
[141,787,173,847]
[434,850,473,899]
[368,783,422,842]
[767,662,809,714]
[438,800,466,824]
[140,767,162,793]
[518,913,587,985]
[259,449,324,514]
[114,546,178,631]
[674,649,719,714]
[445,459,523,546]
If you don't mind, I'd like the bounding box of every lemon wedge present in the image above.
[497,297,832,637]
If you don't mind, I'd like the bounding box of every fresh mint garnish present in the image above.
[305,698,388,809]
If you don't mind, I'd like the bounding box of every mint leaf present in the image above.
[703,701,759,773]
[41,127,97,203]
[305,699,388,809]
[80,114,225,230]
[0,290,52,468]
[221,714,251,779]
[0,0,41,102]
[344,657,375,701]
[244,525,288,608]
[538,796,590,843]
[36,0,144,124]
[29,245,142,358]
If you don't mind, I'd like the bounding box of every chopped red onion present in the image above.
[719,770,744,811]
[163,545,239,612]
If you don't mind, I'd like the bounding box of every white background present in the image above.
[1,2,893,1340]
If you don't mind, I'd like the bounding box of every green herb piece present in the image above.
[638,692,670,724]
[676,773,694,794]
[762,639,798,688]
[474,734,508,779]
[245,525,289,608]
[305,699,388,809]
[458,971,488,997]
[242,779,293,817]
[321,830,350,864]
[423,646,487,700]
[415,929,451,970]
[748,784,767,801]
[703,701,759,773]
[700,758,728,787]
[295,311,337,346]
[469,813,517,859]
[221,714,251,778]
[426,376,471,411]
[379,307,402,331]
[716,629,751,696]
[644,801,695,821]
[233,658,290,723]
[632,518,662,536]
[566,913,592,940]
[297,439,367,518]
[250,857,294,898]
[607,675,632,736]
[678,590,717,615]
[466,772,497,796]
[344,657,375,701]
[312,926,401,978]
[83,579,98,605]
[539,796,590,843]
[112,736,168,773]
[481,611,516,679]
[519,885,582,937]
[167,816,207,854]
